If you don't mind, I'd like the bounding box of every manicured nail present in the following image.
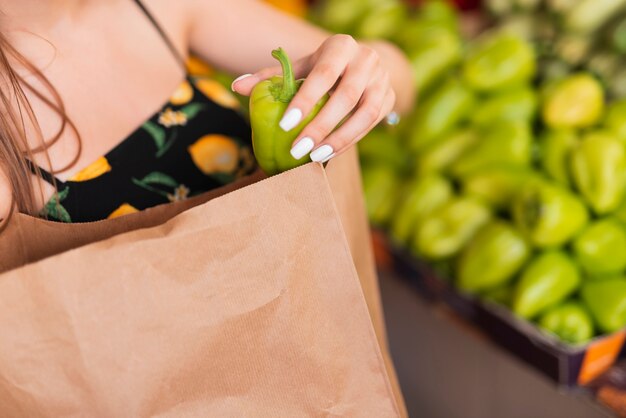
[290,137,315,160]
[321,153,336,163]
[230,74,252,91]
[310,145,334,162]
[279,108,302,132]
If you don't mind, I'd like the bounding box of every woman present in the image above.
[0,0,414,223]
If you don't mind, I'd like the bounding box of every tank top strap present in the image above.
[25,159,64,188]
[132,0,187,71]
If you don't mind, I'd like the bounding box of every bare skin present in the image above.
[0,0,415,218]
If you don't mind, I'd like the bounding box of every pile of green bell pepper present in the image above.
[309,0,626,346]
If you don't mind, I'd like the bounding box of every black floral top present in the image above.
[34,0,256,223]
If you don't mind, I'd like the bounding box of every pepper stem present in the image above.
[272,48,297,102]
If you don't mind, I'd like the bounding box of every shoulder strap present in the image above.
[25,159,63,187]
[132,0,187,71]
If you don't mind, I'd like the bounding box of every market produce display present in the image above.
[312,0,626,346]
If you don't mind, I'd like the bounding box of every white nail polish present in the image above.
[290,137,315,160]
[321,153,336,163]
[310,145,334,162]
[279,108,302,132]
[230,74,252,91]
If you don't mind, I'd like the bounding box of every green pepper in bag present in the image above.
[417,128,478,175]
[604,99,626,142]
[250,48,329,175]
[461,165,536,210]
[573,218,626,276]
[539,302,594,344]
[571,131,626,214]
[390,175,453,245]
[541,73,604,129]
[457,221,530,293]
[582,277,626,333]
[470,86,538,126]
[408,79,475,152]
[463,32,536,92]
[539,129,578,186]
[413,196,491,260]
[512,251,581,319]
[450,121,532,178]
[512,178,589,248]
[361,164,399,226]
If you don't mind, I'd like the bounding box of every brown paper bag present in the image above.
[0,149,407,417]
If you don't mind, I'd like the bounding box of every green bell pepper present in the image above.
[406,29,462,94]
[461,165,536,210]
[582,277,626,333]
[354,0,407,40]
[541,73,604,129]
[250,48,328,175]
[457,221,530,293]
[312,0,371,34]
[573,218,626,276]
[450,121,532,178]
[463,32,536,92]
[482,285,514,307]
[470,86,538,127]
[361,164,399,226]
[571,130,626,214]
[604,99,626,142]
[413,196,491,260]
[417,128,478,175]
[358,127,410,173]
[538,302,594,344]
[512,251,581,319]
[408,79,475,152]
[539,129,578,187]
[390,174,453,245]
[512,178,589,248]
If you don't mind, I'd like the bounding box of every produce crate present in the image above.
[375,230,626,387]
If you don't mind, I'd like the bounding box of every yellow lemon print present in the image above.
[186,56,214,77]
[69,157,112,182]
[107,203,139,219]
[188,134,240,175]
[170,80,194,105]
[195,79,240,110]
[263,0,307,17]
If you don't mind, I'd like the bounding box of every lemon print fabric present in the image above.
[188,134,240,175]
[169,80,194,105]
[107,203,139,219]
[69,157,112,182]
[263,0,308,17]
[195,79,240,110]
[186,56,214,77]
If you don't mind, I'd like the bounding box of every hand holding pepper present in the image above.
[233,35,411,169]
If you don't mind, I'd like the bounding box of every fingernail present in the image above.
[290,137,315,160]
[310,145,334,162]
[230,74,252,92]
[279,108,302,132]
[321,153,336,163]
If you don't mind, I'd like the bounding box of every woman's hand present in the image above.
[232,34,398,163]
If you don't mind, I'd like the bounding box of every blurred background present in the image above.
[220,0,626,416]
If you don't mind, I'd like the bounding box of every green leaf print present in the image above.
[156,130,178,159]
[136,172,179,188]
[132,171,180,198]
[143,121,166,150]
[180,103,206,120]
[41,187,72,223]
